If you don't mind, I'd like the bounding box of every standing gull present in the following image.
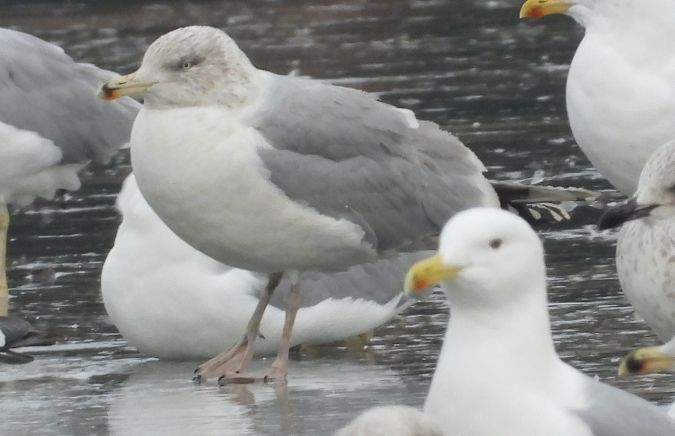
[404,207,675,436]
[99,26,593,383]
[597,139,675,342]
[0,28,140,317]
[520,0,675,195]
[102,175,417,359]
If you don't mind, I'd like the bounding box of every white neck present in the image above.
[424,280,562,434]
[428,278,560,402]
[445,285,557,372]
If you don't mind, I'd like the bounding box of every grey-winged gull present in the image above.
[404,207,675,436]
[597,139,675,343]
[99,25,594,384]
[0,28,139,317]
[0,316,53,364]
[520,0,675,195]
[334,406,442,436]
[102,174,420,359]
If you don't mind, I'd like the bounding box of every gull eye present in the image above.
[489,238,502,249]
[182,61,193,70]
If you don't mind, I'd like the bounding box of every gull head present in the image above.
[404,208,544,307]
[598,140,675,229]
[98,26,258,109]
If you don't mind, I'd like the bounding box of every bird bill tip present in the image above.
[97,83,122,100]
[519,0,571,19]
[97,74,155,101]
[404,255,460,296]
[618,347,674,376]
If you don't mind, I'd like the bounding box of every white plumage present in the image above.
[102,175,408,359]
[522,0,675,195]
[405,208,675,436]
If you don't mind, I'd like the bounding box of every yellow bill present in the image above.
[97,73,156,100]
[404,255,461,296]
[618,346,675,376]
[520,0,572,19]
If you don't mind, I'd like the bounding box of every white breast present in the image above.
[567,31,675,195]
[0,122,81,205]
[130,106,375,273]
[617,219,675,341]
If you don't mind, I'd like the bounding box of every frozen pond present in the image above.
[1,1,673,434]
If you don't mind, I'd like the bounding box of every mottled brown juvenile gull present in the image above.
[99,25,593,384]
[0,28,139,317]
[405,207,675,436]
[598,139,675,343]
[520,0,675,195]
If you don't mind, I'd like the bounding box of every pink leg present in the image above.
[220,275,302,385]
[193,272,282,382]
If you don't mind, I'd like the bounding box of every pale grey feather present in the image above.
[270,251,429,310]
[253,74,498,252]
[0,28,140,164]
[574,377,675,436]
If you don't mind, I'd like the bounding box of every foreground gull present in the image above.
[334,406,442,436]
[102,175,416,359]
[597,139,675,342]
[0,28,139,317]
[520,0,675,195]
[404,208,675,435]
[0,316,53,364]
[99,25,593,383]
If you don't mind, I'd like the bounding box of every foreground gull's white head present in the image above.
[405,207,544,307]
[99,26,259,109]
[598,140,675,229]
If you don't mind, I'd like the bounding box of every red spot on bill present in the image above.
[529,6,544,18]
[415,279,429,291]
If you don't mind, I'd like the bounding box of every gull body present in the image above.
[406,208,675,435]
[598,139,675,342]
[103,175,412,359]
[521,0,675,195]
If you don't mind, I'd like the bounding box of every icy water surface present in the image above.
[1,1,673,435]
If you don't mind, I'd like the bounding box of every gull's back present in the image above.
[0,28,140,164]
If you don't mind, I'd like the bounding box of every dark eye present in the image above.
[489,238,502,249]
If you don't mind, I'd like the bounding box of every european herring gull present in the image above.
[597,139,675,342]
[334,406,442,436]
[405,207,675,435]
[0,28,139,317]
[99,26,593,383]
[520,0,675,195]
[102,175,417,359]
